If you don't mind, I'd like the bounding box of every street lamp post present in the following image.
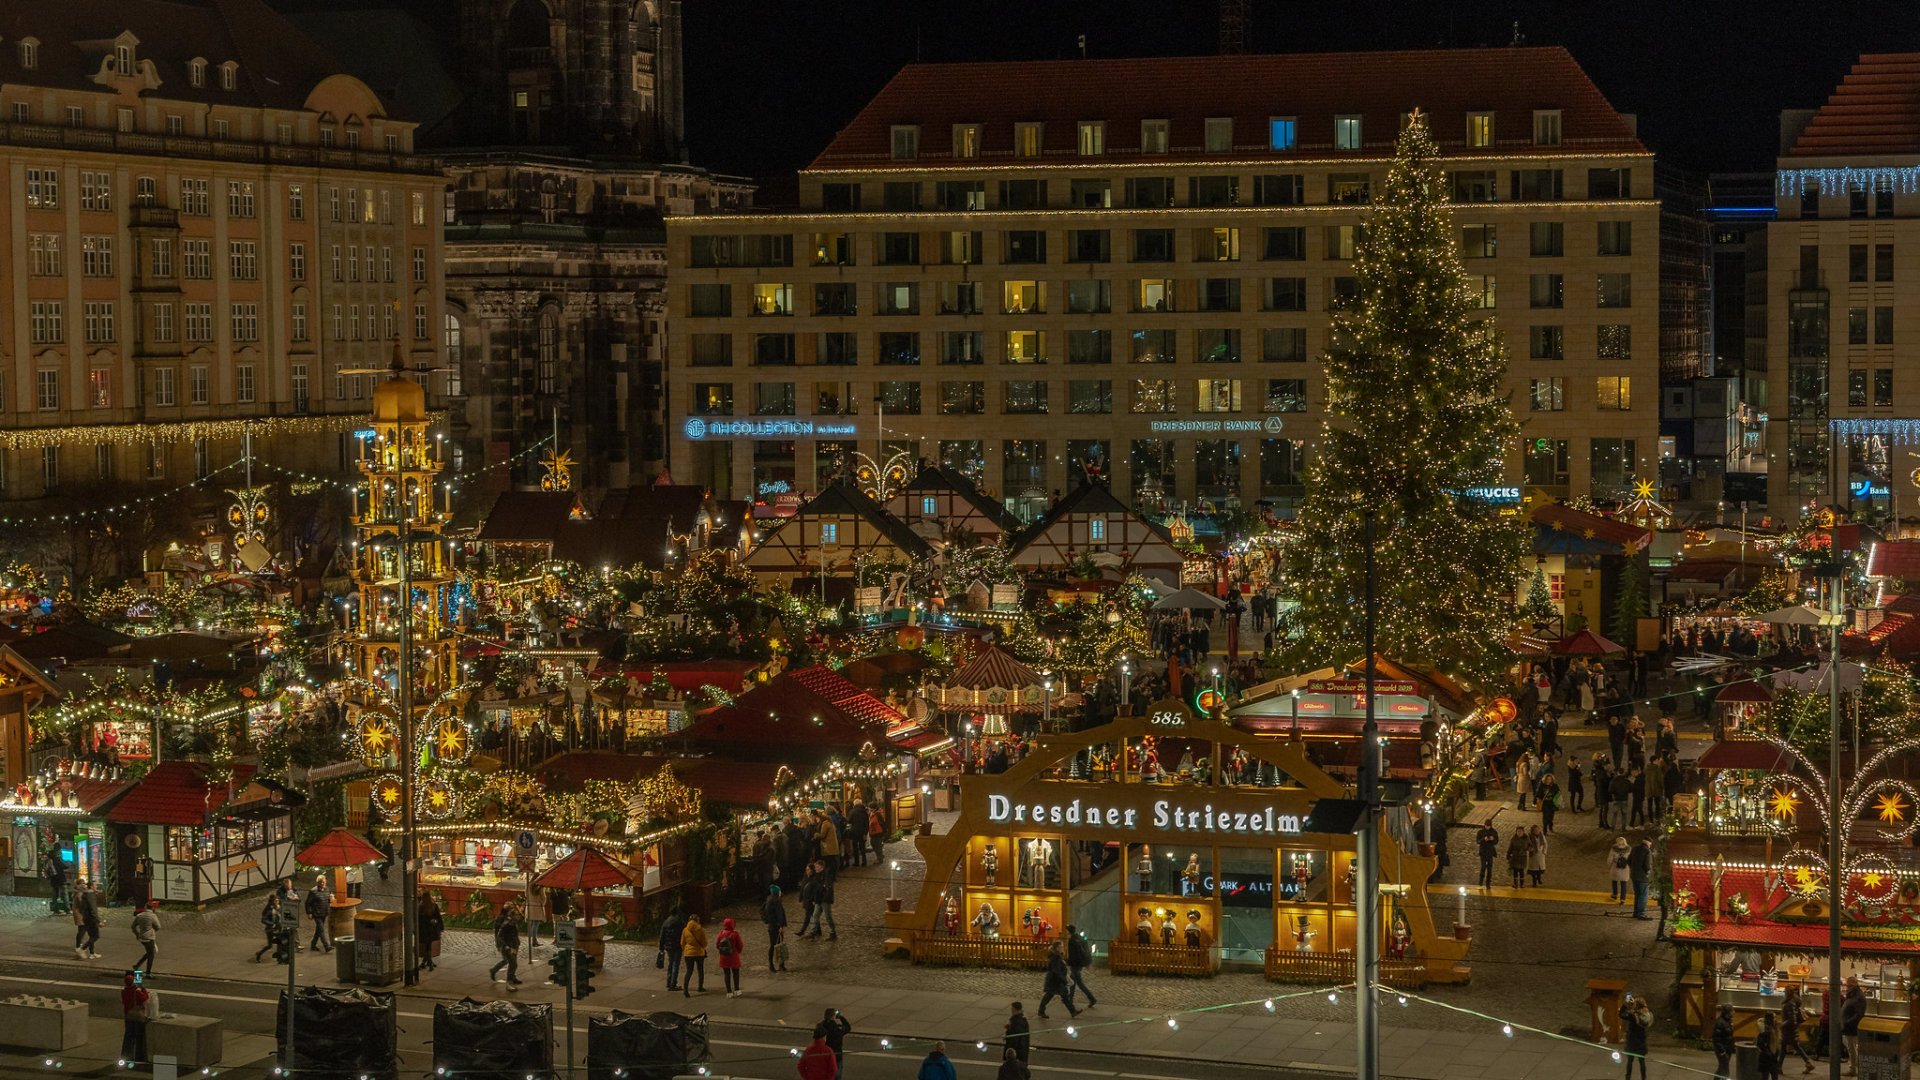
[1042,677,1053,732]
[1119,659,1132,714]
[889,860,901,901]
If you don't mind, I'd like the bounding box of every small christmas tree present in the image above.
[1524,568,1557,622]
[1279,111,1528,684]
[1610,554,1648,643]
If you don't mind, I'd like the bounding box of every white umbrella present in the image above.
[1759,604,1832,626]
[1773,661,1864,694]
[1152,587,1225,611]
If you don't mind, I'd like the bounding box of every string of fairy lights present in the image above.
[249,434,554,494]
[0,458,247,527]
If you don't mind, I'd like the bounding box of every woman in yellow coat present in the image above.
[817,813,840,865]
[679,914,708,997]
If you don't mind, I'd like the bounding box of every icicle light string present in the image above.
[0,457,246,527]
[1394,988,1719,1077]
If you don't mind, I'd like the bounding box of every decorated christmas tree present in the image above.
[1279,111,1528,685]
[1524,567,1557,622]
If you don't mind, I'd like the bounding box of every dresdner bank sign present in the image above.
[987,793,1301,837]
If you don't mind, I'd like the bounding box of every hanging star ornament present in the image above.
[434,718,469,760]
[1863,871,1885,890]
[538,448,575,492]
[1633,478,1656,499]
[1878,792,1908,824]
[1770,789,1799,818]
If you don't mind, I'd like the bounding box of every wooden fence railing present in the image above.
[909,932,1050,969]
[1263,947,1430,987]
[1105,938,1218,977]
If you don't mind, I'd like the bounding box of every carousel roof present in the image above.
[942,645,1044,693]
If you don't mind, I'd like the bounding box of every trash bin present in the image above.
[1585,979,1626,1042]
[1734,1041,1761,1080]
[1859,1017,1911,1080]
[353,910,403,986]
[335,937,356,982]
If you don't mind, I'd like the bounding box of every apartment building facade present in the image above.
[0,0,445,500]
[666,48,1662,514]
[1767,53,1920,521]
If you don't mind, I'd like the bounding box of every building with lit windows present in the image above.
[0,0,446,501]
[1767,54,1920,520]
[665,48,1662,513]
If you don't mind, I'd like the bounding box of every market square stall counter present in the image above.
[105,762,300,905]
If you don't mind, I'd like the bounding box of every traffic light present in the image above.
[273,929,294,965]
[571,950,594,999]
[547,949,572,988]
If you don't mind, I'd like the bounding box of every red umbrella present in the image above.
[532,846,638,924]
[1551,629,1626,655]
[296,827,386,867]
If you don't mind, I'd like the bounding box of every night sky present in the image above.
[682,0,1920,182]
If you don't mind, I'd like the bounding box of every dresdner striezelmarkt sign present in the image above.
[986,792,1303,836]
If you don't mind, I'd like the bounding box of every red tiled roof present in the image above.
[1844,592,1920,659]
[1786,54,1920,158]
[107,761,260,826]
[1669,862,1920,953]
[811,47,1646,171]
[1695,739,1795,772]
[536,752,792,809]
[786,665,907,727]
[682,668,898,753]
[1868,540,1920,581]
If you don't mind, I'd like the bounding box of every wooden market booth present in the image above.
[105,761,302,905]
[884,712,1468,986]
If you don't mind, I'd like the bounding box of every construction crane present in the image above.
[1218,0,1250,55]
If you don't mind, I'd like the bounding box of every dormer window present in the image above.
[114,45,132,76]
[18,39,38,70]
[1076,121,1104,156]
[1533,110,1562,147]
[952,123,980,159]
[189,59,205,88]
[220,62,236,91]
[890,125,919,161]
[1466,111,1494,148]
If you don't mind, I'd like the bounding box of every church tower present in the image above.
[458,0,684,159]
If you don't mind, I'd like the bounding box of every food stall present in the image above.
[886,712,1468,986]
[0,767,133,897]
[105,761,302,905]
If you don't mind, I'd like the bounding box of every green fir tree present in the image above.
[1524,567,1557,622]
[1279,112,1528,686]
[1610,554,1649,644]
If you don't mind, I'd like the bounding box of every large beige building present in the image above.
[0,0,445,501]
[665,48,1662,515]
[1767,53,1920,521]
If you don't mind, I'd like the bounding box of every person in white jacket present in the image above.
[1607,836,1632,903]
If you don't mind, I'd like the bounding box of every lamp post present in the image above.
[1042,676,1054,732]
[889,860,901,901]
[1119,660,1132,714]
[1290,688,1301,740]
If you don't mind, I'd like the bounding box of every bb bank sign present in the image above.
[987,793,1302,837]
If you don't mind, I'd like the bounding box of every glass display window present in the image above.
[1011,896,1065,941]
[1285,910,1331,953]
[962,889,1011,938]
[1174,849,1213,898]
[165,826,212,862]
[966,835,1012,888]
[1279,848,1325,903]
[1016,836,1060,889]
[1332,853,1359,905]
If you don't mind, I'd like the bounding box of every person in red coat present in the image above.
[716,917,745,998]
[797,1033,837,1080]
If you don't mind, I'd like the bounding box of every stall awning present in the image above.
[106,761,262,826]
[1695,739,1795,772]
[1671,922,1920,955]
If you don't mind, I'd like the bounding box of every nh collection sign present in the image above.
[682,418,858,440]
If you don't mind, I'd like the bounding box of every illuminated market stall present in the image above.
[105,761,301,904]
[885,713,1467,985]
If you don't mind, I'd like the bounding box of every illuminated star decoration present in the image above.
[1878,792,1908,824]
[538,448,574,492]
[1792,868,1821,896]
[359,718,395,762]
[1863,871,1885,891]
[434,719,469,760]
[374,775,404,811]
[1770,789,1799,819]
[1633,478,1657,499]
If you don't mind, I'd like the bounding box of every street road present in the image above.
[0,957,1340,1080]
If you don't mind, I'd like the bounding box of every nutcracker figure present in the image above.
[1134,906,1153,944]
[982,843,999,886]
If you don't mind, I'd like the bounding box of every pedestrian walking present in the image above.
[1842,976,1867,1075]
[417,891,444,972]
[763,885,790,973]
[1567,758,1586,813]
[868,804,887,863]
[130,900,160,974]
[1037,940,1079,1019]
[1064,925,1097,1007]
[659,905,688,991]
[917,1042,958,1080]
[1514,751,1534,810]
[1608,837,1632,903]
[1780,986,1813,1072]
[797,1031,837,1080]
[1628,838,1653,919]
[799,863,820,937]
[847,800,871,868]
[1505,827,1528,889]
[305,874,334,953]
[1757,1013,1784,1080]
[717,918,745,997]
[73,879,100,959]
[1539,775,1560,835]
[816,813,841,878]
[1621,993,1652,1080]
[811,862,837,940]
[680,913,708,996]
[1526,825,1548,886]
[489,903,523,989]
[252,893,285,963]
[120,972,150,1065]
[1608,770,1633,831]
[1004,1001,1031,1064]
[816,1008,851,1075]
[1475,824,1500,889]
[1712,1004,1736,1080]
[45,855,68,914]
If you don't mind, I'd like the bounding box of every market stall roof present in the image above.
[1531,503,1651,557]
[1668,862,1920,955]
[296,827,386,867]
[1152,587,1225,611]
[1694,738,1796,772]
[1844,592,1920,660]
[1551,629,1625,655]
[0,773,134,816]
[786,665,907,728]
[533,846,637,892]
[1712,679,1774,704]
[537,751,801,810]
[1343,655,1476,717]
[679,666,910,756]
[1867,539,1920,582]
[838,651,932,691]
[106,761,286,826]
[943,645,1043,693]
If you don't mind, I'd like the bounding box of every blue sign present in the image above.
[1852,480,1890,498]
[1454,485,1523,505]
[682,418,858,440]
[352,428,377,440]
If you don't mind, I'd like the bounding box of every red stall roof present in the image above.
[107,761,263,826]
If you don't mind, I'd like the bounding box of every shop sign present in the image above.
[757,480,793,496]
[1146,417,1285,435]
[1305,679,1417,695]
[1453,485,1523,505]
[682,418,857,440]
[986,793,1302,837]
